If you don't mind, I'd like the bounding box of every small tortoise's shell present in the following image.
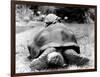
[28,23,80,59]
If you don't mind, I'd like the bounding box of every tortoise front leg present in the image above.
[30,47,56,71]
[63,49,89,66]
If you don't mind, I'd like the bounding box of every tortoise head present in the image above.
[47,52,65,67]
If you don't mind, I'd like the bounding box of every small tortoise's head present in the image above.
[47,52,65,67]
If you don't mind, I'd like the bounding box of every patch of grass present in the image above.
[16,26,33,34]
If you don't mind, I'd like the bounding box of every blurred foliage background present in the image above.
[16,4,95,24]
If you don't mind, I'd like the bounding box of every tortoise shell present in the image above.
[28,23,80,59]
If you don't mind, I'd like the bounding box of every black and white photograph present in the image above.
[11,1,97,76]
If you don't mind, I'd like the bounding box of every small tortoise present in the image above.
[28,23,83,71]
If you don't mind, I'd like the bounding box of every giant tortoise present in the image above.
[27,23,88,71]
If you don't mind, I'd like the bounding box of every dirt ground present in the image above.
[16,21,95,73]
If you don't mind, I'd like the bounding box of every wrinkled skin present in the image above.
[47,52,65,66]
[63,49,89,66]
[30,47,66,71]
[29,47,89,71]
